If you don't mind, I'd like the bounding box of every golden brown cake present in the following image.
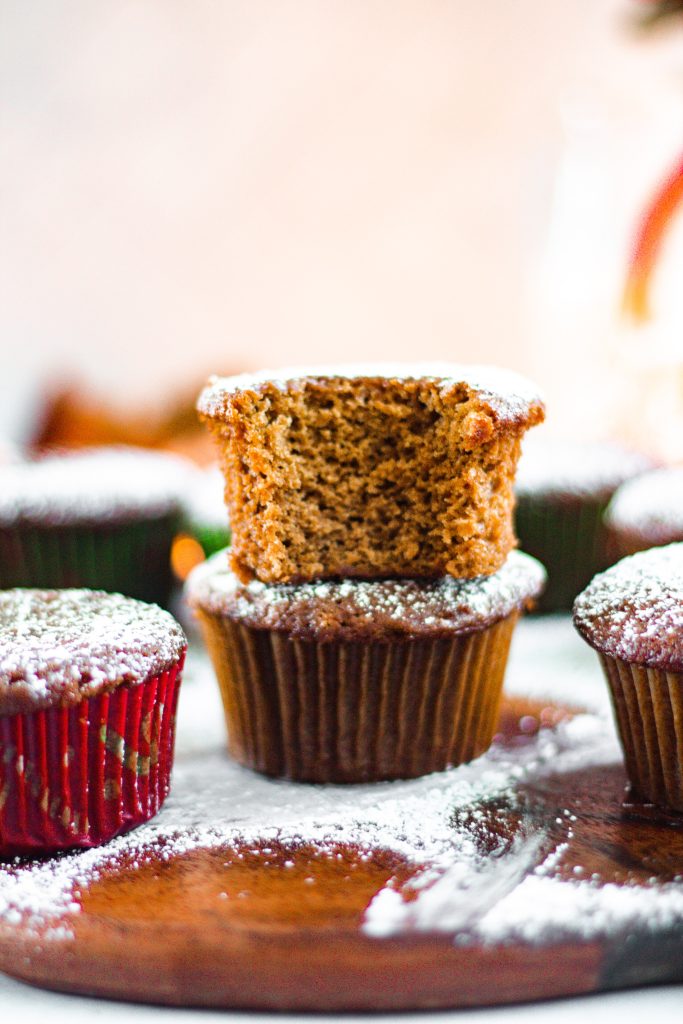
[573,544,683,813]
[197,364,545,584]
[186,548,546,783]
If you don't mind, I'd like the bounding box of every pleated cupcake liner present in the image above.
[197,611,519,783]
[514,497,611,613]
[0,652,185,856]
[599,654,683,812]
[0,515,179,608]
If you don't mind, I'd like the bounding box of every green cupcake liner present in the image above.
[514,497,611,613]
[0,514,179,608]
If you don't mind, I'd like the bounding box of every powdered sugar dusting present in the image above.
[0,589,186,714]
[0,448,197,526]
[515,437,653,501]
[606,467,683,546]
[186,549,547,639]
[573,543,683,670]
[197,362,544,426]
[5,618,679,956]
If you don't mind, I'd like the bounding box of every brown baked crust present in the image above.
[573,544,683,671]
[0,589,186,716]
[197,366,544,584]
[186,549,546,643]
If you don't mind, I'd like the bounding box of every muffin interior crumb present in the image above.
[203,377,542,582]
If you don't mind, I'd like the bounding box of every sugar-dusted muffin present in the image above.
[515,437,654,612]
[574,544,683,813]
[186,549,546,783]
[0,589,187,855]
[0,447,196,607]
[605,467,683,559]
[197,364,544,584]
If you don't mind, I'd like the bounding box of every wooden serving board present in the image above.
[1,622,682,1012]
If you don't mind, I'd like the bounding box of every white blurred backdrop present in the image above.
[2,1,682,447]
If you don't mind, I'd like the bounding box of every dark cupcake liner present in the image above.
[0,515,179,608]
[599,654,683,812]
[515,496,611,613]
[0,653,185,856]
[197,611,519,783]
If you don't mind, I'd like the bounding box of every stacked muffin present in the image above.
[187,364,547,782]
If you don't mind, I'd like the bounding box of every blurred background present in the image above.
[2,0,683,458]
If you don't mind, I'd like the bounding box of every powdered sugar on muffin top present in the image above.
[197,362,544,427]
[573,544,683,669]
[186,550,547,640]
[0,590,186,715]
[515,438,653,501]
[0,448,196,527]
[605,467,683,546]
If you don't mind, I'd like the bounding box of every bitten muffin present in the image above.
[0,447,196,607]
[186,549,546,783]
[515,438,654,612]
[573,544,683,813]
[0,589,187,855]
[197,363,545,584]
[605,467,683,559]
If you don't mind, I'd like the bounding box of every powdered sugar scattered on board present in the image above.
[1,619,682,952]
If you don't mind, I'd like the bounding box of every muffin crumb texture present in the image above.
[198,367,544,583]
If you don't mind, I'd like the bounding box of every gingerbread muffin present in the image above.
[515,438,654,612]
[197,364,544,584]
[605,467,683,559]
[574,544,683,813]
[0,589,187,855]
[0,447,195,607]
[186,549,546,783]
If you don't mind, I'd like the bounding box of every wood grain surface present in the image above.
[0,693,682,1011]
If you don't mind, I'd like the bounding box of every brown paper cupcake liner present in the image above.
[197,612,519,783]
[599,654,683,812]
[0,654,185,856]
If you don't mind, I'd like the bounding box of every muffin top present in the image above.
[0,447,196,527]
[0,589,186,715]
[186,549,546,642]
[573,544,683,670]
[197,362,545,431]
[605,467,683,548]
[515,438,653,502]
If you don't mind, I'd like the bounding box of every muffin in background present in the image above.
[0,447,196,608]
[605,466,683,559]
[197,363,545,584]
[574,544,683,814]
[0,589,186,855]
[186,548,546,784]
[514,437,654,613]
[180,464,231,559]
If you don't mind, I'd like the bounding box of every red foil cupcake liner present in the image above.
[198,613,519,783]
[0,653,185,856]
[600,654,683,812]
